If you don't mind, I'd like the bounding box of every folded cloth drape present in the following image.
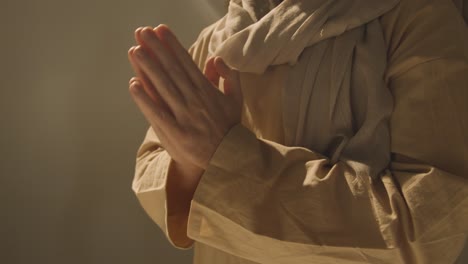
[207,0,399,179]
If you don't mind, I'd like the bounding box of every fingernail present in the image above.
[134,47,144,58]
[142,26,153,35]
[133,80,141,87]
[129,82,141,94]
[156,24,171,38]
[129,77,138,84]
[158,24,168,30]
[216,57,229,70]
[128,46,135,55]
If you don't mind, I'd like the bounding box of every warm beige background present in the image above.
[0,0,224,263]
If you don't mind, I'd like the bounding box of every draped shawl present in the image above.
[204,0,400,179]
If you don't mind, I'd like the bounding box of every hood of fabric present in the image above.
[210,0,399,73]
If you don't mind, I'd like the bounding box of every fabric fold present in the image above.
[209,0,399,74]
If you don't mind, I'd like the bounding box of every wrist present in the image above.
[171,160,204,188]
[166,159,203,216]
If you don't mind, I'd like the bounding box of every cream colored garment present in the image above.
[132,0,468,263]
[209,0,396,181]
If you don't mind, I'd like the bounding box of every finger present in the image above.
[214,57,243,105]
[128,46,160,103]
[127,62,174,121]
[135,27,160,61]
[154,25,211,90]
[131,45,185,111]
[129,80,178,154]
[129,80,178,133]
[213,56,232,79]
[204,57,220,87]
[129,76,138,85]
[135,27,158,59]
[134,27,144,45]
[133,27,169,104]
[139,27,197,103]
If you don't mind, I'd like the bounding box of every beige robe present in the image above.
[132,0,468,263]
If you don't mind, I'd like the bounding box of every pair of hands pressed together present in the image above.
[127,25,244,246]
[127,25,243,179]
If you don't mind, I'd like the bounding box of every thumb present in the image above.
[214,57,243,106]
[204,56,220,87]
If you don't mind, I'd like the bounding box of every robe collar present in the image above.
[209,0,399,73]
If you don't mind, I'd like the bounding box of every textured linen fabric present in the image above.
[209,0,397,182]
[132,0,468,263]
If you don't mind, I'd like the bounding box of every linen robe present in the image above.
[132,0,468,263]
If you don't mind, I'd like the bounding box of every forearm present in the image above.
[166,159,204,247]
[187,124,468,263]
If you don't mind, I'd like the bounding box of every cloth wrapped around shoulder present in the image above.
[206,0,400,179]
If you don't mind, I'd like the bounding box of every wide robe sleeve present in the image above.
[185,0,468,263]
[131,127,194,249]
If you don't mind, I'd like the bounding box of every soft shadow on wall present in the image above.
[0,1,224,263]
